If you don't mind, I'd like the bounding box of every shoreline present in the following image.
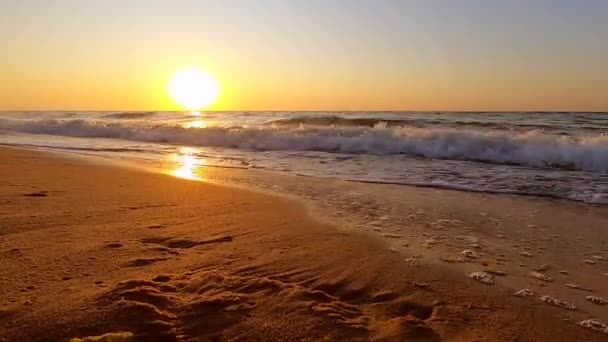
[1,147,607,341]
[4,139,608,208]
[4,143,606,207]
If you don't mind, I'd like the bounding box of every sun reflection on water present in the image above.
[170,147,204,180]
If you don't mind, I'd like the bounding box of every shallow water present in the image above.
[0,111,607,203]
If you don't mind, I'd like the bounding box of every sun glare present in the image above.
[171,147,203,180]
[168,68,219,110]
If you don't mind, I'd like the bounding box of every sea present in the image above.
[0,111,607,204]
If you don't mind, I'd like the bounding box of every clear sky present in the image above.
[1,0,607,111]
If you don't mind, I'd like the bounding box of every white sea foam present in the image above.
[1,118,607,172]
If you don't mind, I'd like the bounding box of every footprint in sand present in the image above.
[127,257,170,267]
[22,192,48,197]
[163,239,199,249]
[153,275,171,283]
[140,235,233,250]
[93,274,272,340]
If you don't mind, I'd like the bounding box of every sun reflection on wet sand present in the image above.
[170,147,204,180]
[185,120,207,128]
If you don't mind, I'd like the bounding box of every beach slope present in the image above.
[0,148,603,341]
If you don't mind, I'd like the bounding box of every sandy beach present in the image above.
[3,0,608,340]
[0,147,607,341]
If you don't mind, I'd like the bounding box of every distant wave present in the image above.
[1,118,607,172]
[269,115,489,128]
[103,112,156,119]
[268,115,606,132]
[269,115,403,127]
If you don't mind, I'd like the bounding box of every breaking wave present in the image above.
[1,118,607,172]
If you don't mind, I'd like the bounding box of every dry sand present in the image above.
[0,147,606,341]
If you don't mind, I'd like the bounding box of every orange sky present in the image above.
[1,1,607,111]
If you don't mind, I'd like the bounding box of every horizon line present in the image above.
[1,109,607,113]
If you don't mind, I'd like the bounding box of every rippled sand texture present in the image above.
[0,148,606,341]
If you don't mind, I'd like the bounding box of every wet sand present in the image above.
[207,162,608,319]
[0,147,606,341]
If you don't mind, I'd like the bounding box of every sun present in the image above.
[168,68,220,110]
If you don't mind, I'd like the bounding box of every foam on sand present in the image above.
[586,296,607,305]
[579,319,608,335]
[468,271,494,285]
[539,295,576,310]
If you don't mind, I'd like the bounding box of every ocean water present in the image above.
[0,111,607,204]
